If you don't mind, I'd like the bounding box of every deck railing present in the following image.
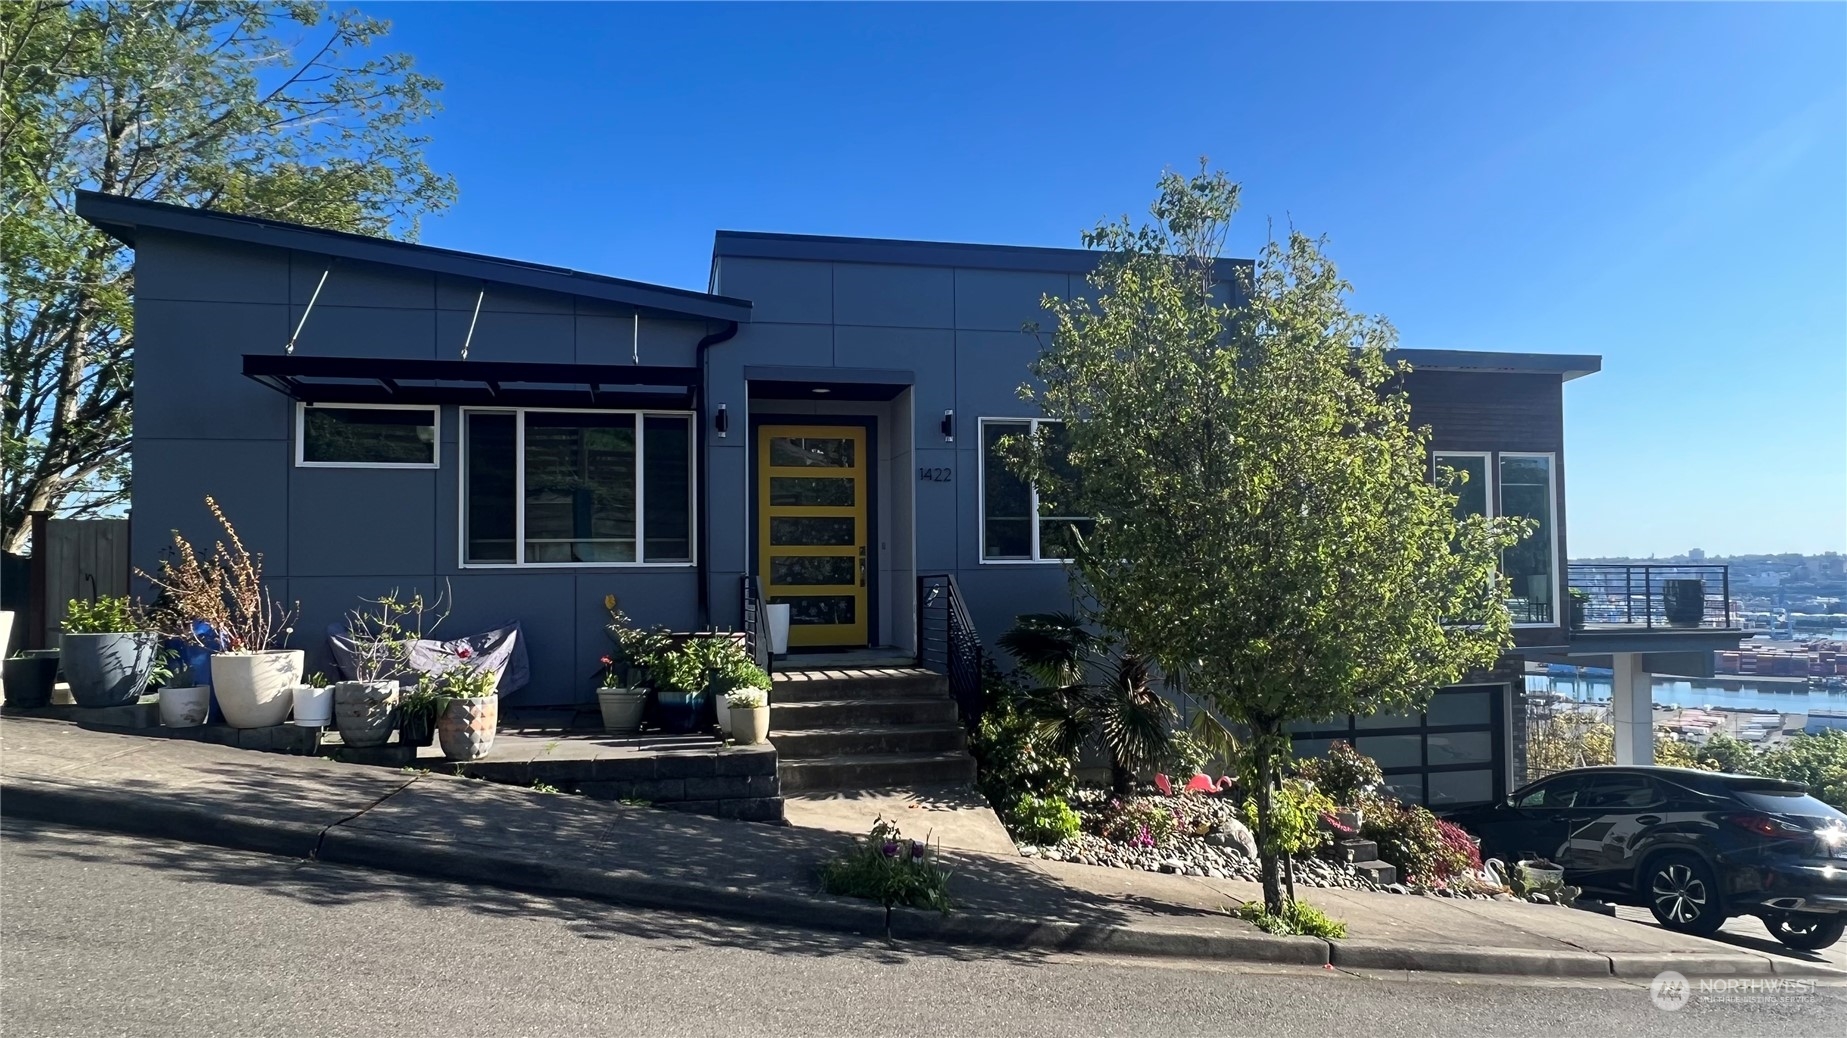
[1566,563,1733,631]
[740,575,770,672]
[917,573,983,733]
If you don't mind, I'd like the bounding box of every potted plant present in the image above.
[291,671,334,728]
[1662,578,1705,627]
[1568,587,1588,631]
[3,649,60,708]
[701,635,770,734]
[436,645,499,760]
[140,497,300,728]
[157,653,213,728]
[58,595,159,708]
[638,632,708,735]
[727,687,770,745]
[595,596,649,733]
[334,588,446,748]
[398,673,442,749]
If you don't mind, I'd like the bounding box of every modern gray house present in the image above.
[78,190,1743,806]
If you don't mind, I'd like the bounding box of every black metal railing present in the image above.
[1565,563,1733,631]
[917,573,983,733]
[740,575,770,673]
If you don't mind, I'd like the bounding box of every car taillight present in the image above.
[1724,813,1809,840]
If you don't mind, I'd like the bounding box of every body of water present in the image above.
[1525,673,1847,717]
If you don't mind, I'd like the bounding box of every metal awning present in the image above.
[243,355,699,409]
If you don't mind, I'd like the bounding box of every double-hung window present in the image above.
[462,408,694,566]
[980,418,1092,562]
[1432,450,1559,626]
[296,403,439,468]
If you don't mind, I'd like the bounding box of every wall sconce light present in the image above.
[715,403,729,437]
[941,409,955,442]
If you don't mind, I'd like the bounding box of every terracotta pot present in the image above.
[596,687,647,733]
[438,694,498,760]
[60,632,158,708]
[730,704,770,745]
[333,680,400,747]
[210,650,303,727]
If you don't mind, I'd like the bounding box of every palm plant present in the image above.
[997,612,1175,793]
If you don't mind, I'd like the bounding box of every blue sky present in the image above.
[367,1,1845,557]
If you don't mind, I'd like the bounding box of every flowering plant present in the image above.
[436,644,498,699]
[725,687,767,709]
[819,816,952,928]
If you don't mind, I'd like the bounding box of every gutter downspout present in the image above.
[694,320,741,630]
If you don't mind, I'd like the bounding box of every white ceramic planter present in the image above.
[210,650,303,728]
[158,685,212,728]
[766,604,791,655]
[291,684,333,727]
[730,705,770,745]
[714,693,732,732]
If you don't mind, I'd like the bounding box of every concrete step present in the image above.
[771,667,948,703]
[778,751,977,793]
[771,697,959,728]
[1351,859,1398,886]
[771,723,967,760]
[1336,838,1379,864]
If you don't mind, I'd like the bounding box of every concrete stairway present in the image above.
[770,664,977,793]
[1335,837,1399,886]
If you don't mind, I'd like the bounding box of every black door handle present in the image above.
[1636,815,1662,825]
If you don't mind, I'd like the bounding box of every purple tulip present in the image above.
[881,840,900,859]
[910,840,926,861]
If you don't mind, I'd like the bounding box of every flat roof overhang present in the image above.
[244,354,698,409]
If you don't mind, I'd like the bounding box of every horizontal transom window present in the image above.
[462,408,694,567]
[296,404,438,468]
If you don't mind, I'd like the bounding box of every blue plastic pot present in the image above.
[654,689,707,734]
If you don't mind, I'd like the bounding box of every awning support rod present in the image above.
[284,268,330,355]
[460,289,485,360]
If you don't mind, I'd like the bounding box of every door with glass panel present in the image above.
[757,425,868,648]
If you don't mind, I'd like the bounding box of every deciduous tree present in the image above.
[1019,163,1528,914]
[1,1,454,551]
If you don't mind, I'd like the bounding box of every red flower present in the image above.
[454,646,473,661]
[600,655,612,666]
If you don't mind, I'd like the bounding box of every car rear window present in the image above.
[1733,787,1847,821]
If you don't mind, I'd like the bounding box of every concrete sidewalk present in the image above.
[2,713,1840,980]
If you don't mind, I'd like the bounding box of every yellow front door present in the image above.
[757,425,869,648]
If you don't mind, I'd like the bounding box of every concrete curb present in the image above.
[7,779,1840,980]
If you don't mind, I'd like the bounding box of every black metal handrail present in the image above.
[1566,563,1733,630]
[917,573,983,733]
[740,575,769,672]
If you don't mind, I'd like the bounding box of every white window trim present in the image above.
[1498,451,1560,628]
[977,417,1080,565]
[458,405,697,570]
[294,402,440,469]
[1432,451,1495,519]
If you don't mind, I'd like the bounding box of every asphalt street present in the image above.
[2,819,1842,1037]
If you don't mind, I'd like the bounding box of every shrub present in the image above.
[819,817,951,916]
[1753,730,1847,811]
[971,662,1076,810]
[61,596,138,634]
[1094,797,1180,847]
[1239,778,1336,858]
[1160,731,1214,778]
[1358,795,1473,885]
[1695,731,1761,774]
[1009,794,1081,845]
[1294,741,1382,806]
[725,687,767,709]
[1234,899,1347,939]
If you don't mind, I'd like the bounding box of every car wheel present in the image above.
[1646,853,1725,937]
[1763,912,1847,951]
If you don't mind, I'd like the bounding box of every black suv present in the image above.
[1448,765,1847,950]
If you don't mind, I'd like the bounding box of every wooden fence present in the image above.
[30,517,130,648]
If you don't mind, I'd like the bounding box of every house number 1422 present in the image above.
[918,467,952,482]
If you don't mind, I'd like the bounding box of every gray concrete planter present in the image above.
[59,632,157,708]
[438,694,498,761]
[334,680,400,748]
[596,687,647,733]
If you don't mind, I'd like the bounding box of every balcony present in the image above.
[1566,563,1735,632]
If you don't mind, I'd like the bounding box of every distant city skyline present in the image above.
[365,1,1846,556]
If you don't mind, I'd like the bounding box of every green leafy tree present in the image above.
[1017,163,1527,914]
[1,1,454,551]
